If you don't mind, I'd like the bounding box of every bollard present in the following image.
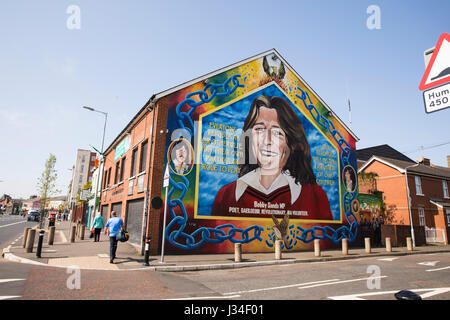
[314,239,321,257]
[144,237,151,266]
[342,238,348,255]
[70,225,76,243]
[365,237,371,253]
[25,229,36,253]
[235,243,242,262]
[80,225,85,240]
[385,237,392,252]
[406,237,413,251]
[36,230,45,258]
[48,226,55,245]
[23,227,31,248]
[275,240,282,260]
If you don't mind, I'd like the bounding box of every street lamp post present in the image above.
[83,106,107,226]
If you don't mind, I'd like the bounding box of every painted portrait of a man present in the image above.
[211,95,333,220]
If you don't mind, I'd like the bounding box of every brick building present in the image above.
[358,145,450,245]
[99,49,360,255]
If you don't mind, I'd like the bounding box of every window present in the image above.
[120,157,126,182]
[139,140,148,173]
[91,155,96,162]
[443,181,449,198]
[130,148,138,177]
[80,165,84,173]
[418,207,425,226]
[114,161,120,184]
[103,170,108,189]
[107,168,111,187]
[78,175,83,183]
[81,155,85,163]
[446,209,450,227]
[415,176,423,195]
[88,176,92,183]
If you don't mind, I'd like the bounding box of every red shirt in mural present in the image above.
[211,169,333,221]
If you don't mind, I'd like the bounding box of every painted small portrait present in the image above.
[212,95,333,220]
[169,138,193,176]
[351,199,359,214]
[343,166,356,193]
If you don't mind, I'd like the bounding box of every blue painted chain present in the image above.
[293,86,358,244]
[166,74,264,250]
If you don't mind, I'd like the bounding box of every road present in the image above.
[1,214,449,304]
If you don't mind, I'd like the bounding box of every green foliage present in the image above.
[36,153,60,228]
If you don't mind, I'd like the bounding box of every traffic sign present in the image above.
[423,82,450,113]
[419,33,450,91]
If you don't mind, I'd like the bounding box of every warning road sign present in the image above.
[423,82,450,113]
[419,33,450,91]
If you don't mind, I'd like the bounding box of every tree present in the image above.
[36,154,60,228]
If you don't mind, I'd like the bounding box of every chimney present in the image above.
[417,157,430,166]
[447,155,450,168]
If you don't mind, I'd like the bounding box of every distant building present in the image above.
[358,145,450,245]
[68,149,96,210]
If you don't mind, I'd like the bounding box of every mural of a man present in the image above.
[343,166,356,193]
[170,139,193,175]
[212,95,333,220]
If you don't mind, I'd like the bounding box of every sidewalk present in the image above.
[3,220,450,272]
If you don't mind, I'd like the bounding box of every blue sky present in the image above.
[0,0,449,199]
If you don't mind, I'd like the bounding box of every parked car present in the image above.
[27,211,40,222]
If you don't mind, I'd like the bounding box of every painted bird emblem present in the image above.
[271,213,290,248]
[263,54,286,79]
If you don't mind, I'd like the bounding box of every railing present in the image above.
[425,227,447,243]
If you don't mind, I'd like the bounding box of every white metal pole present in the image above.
[405,163,419,248]
[160,184,169,263]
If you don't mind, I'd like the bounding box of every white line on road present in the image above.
[0,279,26,284]
[329,287,450,300]
[297,276,388,290]
[377,257,399,261]
[418,261,440,267]
[0,296,21,300]
[426,266,450,272]
[0,221,27,228]
[224,278,341,295]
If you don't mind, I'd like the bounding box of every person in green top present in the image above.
[92,213,105,242]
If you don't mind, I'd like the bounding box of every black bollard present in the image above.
[144,236,151,266]
[36,230,45,258]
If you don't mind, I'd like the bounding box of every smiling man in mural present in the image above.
[211,95,333,221]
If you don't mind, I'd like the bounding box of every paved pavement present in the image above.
[2,220,450,272]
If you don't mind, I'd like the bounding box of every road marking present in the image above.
[297,276,388,290]
[329,287,450,300]
[167,295,241,300]
[224,279,341,295]
[0,221,27,228]
[377,257,399,261]
[426,266,450,272]
[418,261,440,267]
[0,279,26,284]
[59,231,68,243]
[0,296,21,300]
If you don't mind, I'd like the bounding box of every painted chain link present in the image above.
[166,74,264,250]
[166,75,358,250]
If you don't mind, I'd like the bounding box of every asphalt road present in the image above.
[169,252,450,300]
[0,214,449,305]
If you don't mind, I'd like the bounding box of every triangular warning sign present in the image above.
[419,33,450,90]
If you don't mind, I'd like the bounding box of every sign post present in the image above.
[160,163,170,263]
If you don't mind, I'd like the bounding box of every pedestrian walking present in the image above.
[91,213,104,242]
[105,211,124,264]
